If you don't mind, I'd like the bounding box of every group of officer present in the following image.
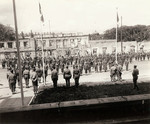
[4,51,148,94]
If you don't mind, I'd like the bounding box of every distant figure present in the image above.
[8,70,16,94]
[23,66,30,88]
[125,59,129,71]
[73,65,80,87]
[110,64,117,82]
[51,67,58,88]
[132,65,139,90]
[63,66,72,87]
[36,66,43,83]
[30,68,38,95]
[116,64,123,81]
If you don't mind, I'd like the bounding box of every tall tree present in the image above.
[103,25,150,42]
[0,24,15,41]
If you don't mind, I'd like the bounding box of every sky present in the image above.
[0,0,150,34]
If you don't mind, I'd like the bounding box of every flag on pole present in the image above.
[117,12,119,22]
[39,3,44,23]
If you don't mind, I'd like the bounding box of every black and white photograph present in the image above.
[0,0,150,123]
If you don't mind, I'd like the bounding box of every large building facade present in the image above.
[0,33,90,60]
[0,32,150,60]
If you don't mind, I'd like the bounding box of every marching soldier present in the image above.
[8,69,16,94]
[23,66,30,88]
[94,60,98,72]
[73,65,80,87]
[84,62,88,74]
[102,59,107,72]
[36,66,43,84]
[30,68,38,95]
[2,59,6,69]
[51,66,58,88]
[60,61,65,73]
[116,64,123,81]
[98,60,102,72]
[79,63,83,75]
[63,66,72,87]
[132,65,139,90]
[110,64,117,82]
[125,59,129,71]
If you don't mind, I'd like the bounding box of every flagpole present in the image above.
[40,30,46,85]
[121,16,123,53]
[116,8,118,63]
[12,0,24,106]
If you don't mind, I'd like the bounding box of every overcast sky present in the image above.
[0,0,150,34]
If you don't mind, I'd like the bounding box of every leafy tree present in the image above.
[0,24,15,41]
[103,25,150,42]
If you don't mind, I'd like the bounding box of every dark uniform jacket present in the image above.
[23,69,30,79]
[51,69,58,79]
[63,69,72,79]
[132,68,139,78]
[8,73,16,84]
[73,69,80,79]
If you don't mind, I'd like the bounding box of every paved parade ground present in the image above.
[0,60,150,108]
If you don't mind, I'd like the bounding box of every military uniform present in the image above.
[23,68,30,88]
[30,69,38,95]
[116,64,123,81]
[132,66,139,90]
[125,59,129,71]
[73,66,80,87]
[36,67,43,83]
[51,68,58,88]
[8,71,16,94]
[63,67,72,87]
[110,65,117,82]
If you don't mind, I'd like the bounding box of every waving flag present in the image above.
[117,12,119,22]
[39,3,44,23]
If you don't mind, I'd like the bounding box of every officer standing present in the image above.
[73,65,80,87]
[132,65,139,90]
[63,66,72,87]
[51,67,58,88]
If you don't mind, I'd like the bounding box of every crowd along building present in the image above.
[0,32,149,61]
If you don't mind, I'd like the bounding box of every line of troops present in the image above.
[3,51,148,94]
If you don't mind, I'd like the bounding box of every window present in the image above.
[63,39,68,47]
[43,40,46,47]
[56,40,61,48]
[23,41,28,48]
[49,40,53,46]
[102,47,107,54]
[0,43,4,48]
[7,42,13,48]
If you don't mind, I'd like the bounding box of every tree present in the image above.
[0,24,15,41]
[103,25,150,42]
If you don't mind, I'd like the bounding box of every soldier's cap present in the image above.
[134,65,137,68]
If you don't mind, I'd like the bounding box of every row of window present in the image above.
[0,41,29,49]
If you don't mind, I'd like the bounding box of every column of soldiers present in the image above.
[3,51,150,94]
